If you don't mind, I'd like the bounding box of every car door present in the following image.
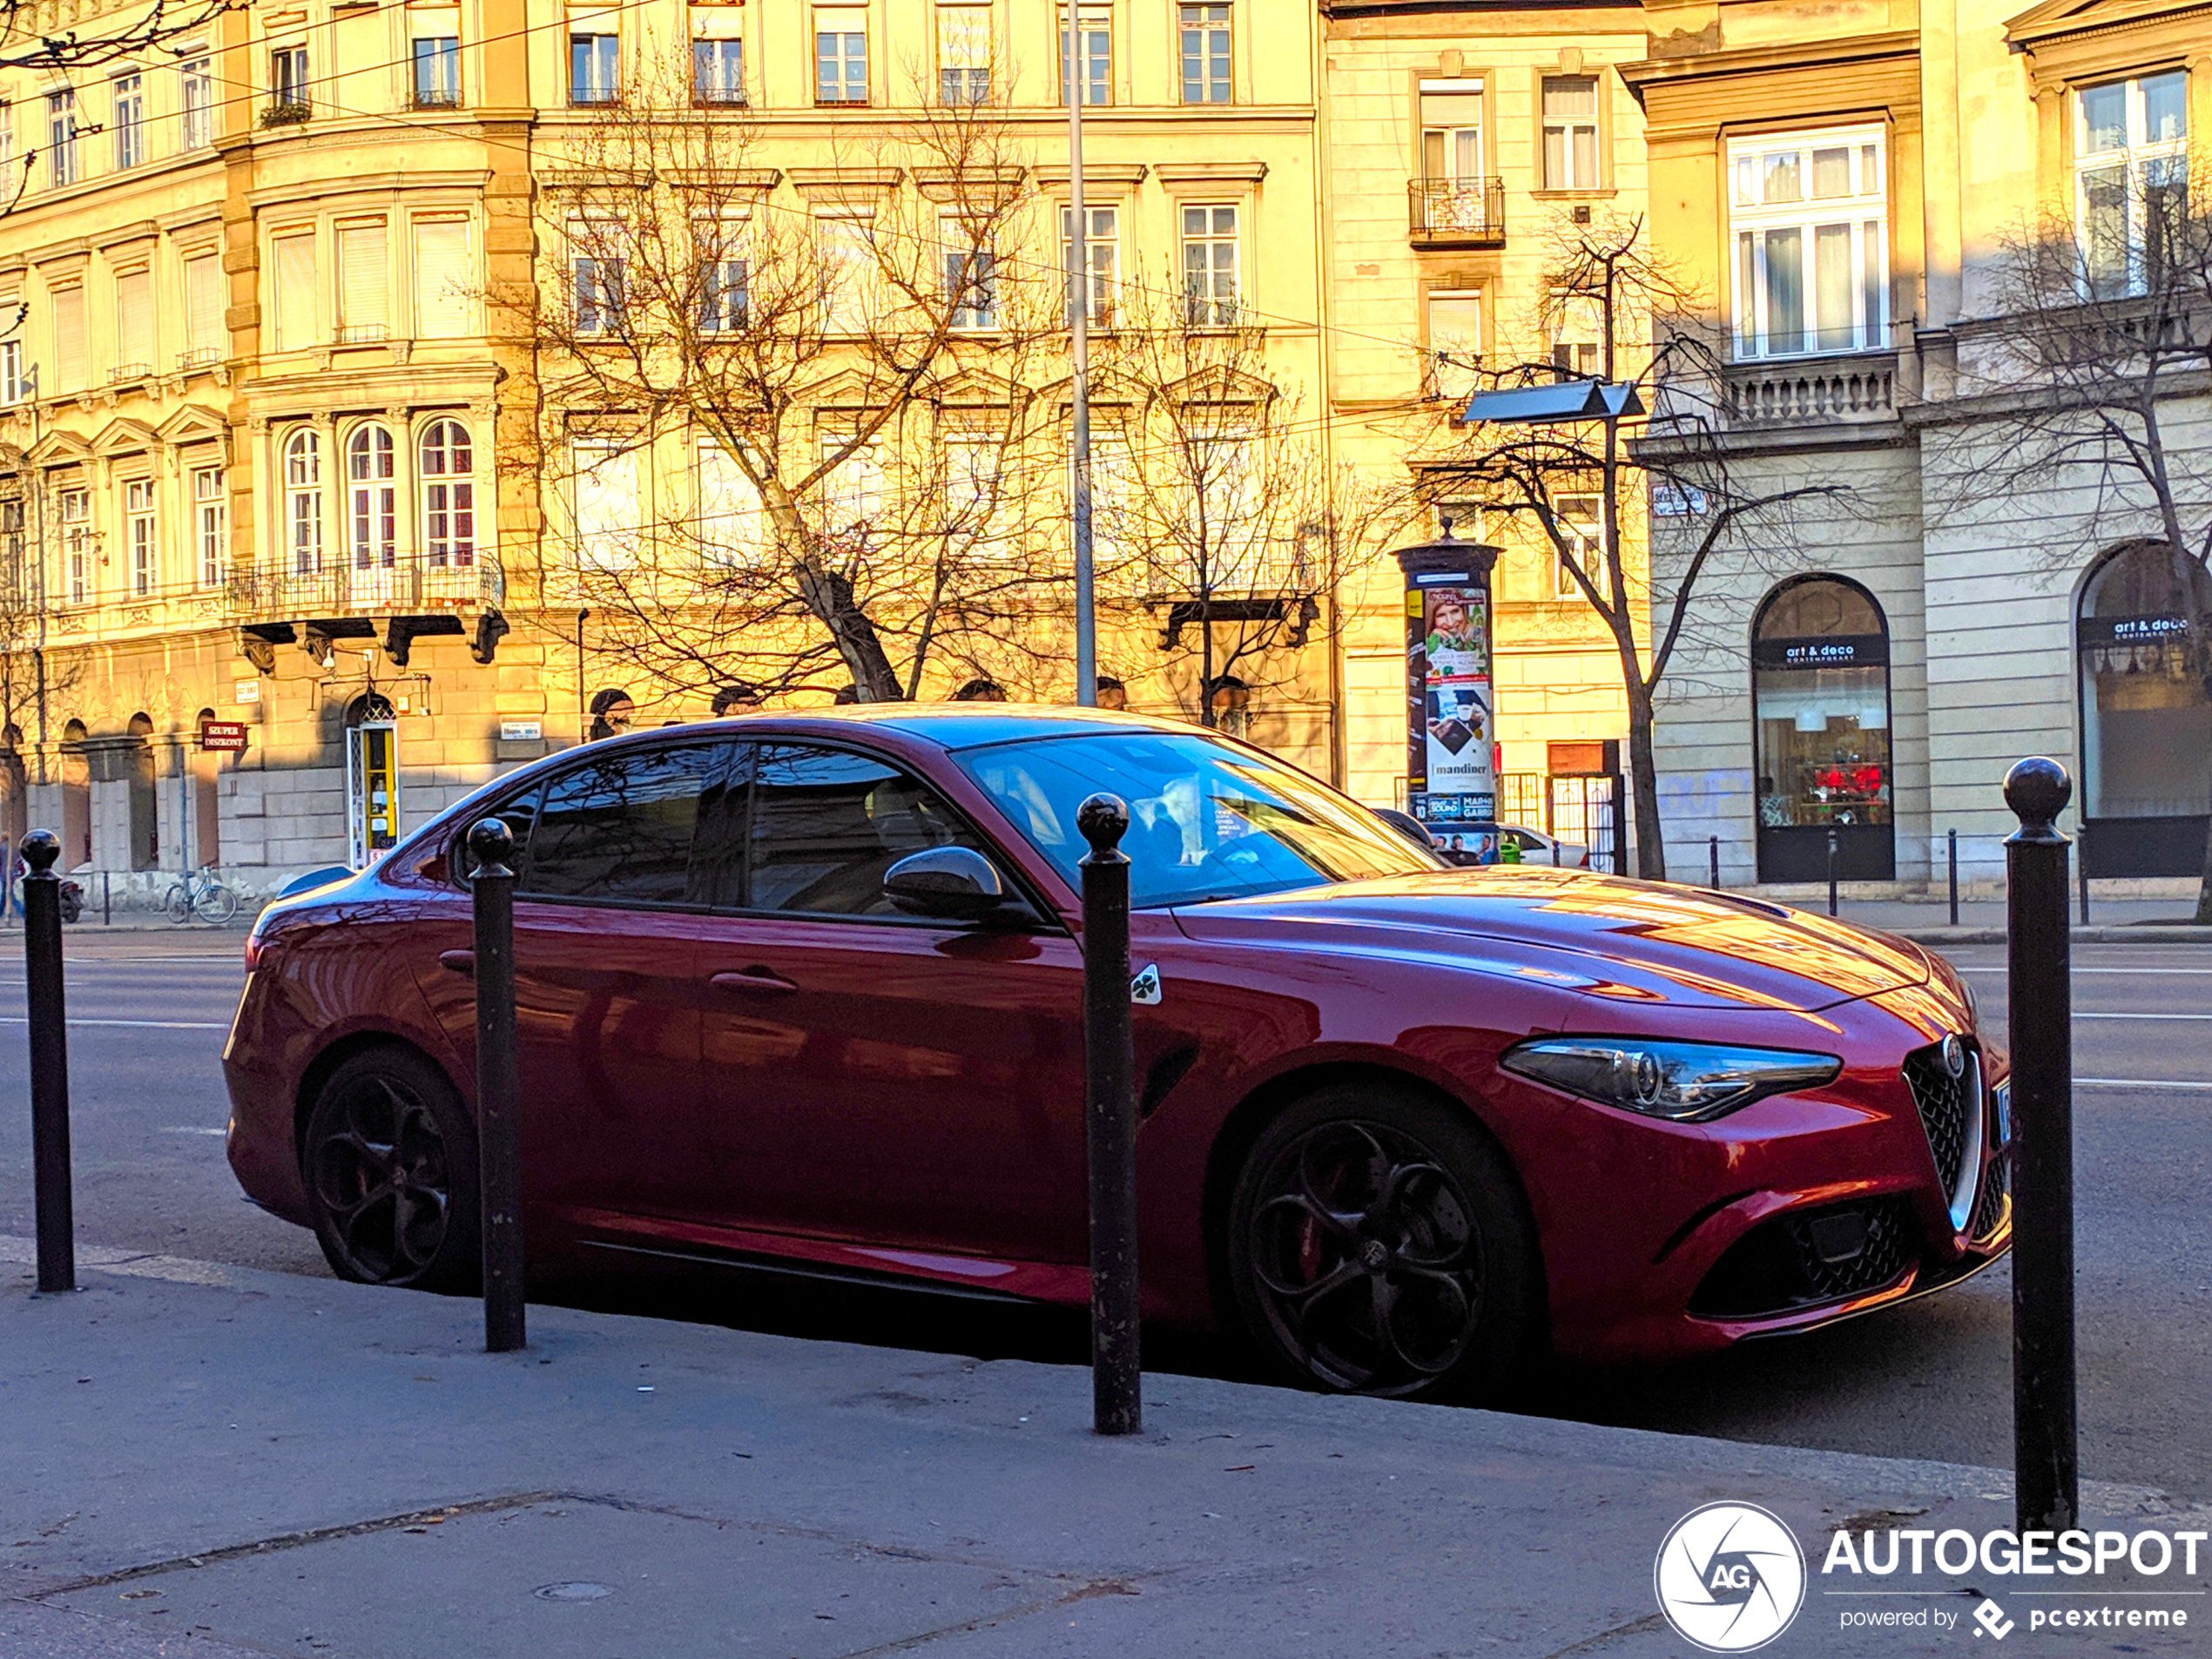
[696,740,1090,1266]
[416,738,737,1232]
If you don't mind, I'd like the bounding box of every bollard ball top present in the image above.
[467,816,516,872]
[21,828,58,873]
[2003,756,2073,833]
[1076,792,1130,854]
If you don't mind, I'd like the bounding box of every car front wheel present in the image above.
[1226,1083,1540,1401]
[302,1046,479,1291]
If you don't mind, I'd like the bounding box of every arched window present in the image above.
[126,711,158,872]
[1751,577,1895,881]
[2076,541,2211,876]
[284,428,323,575]
[60,719,91,870]
[347,424,397,570]
[420,421,475,568]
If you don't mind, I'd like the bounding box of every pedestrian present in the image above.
[711,682,763,717]
[587,688,635,741]
[954,678,1008,702]
[1095,675,1127,711]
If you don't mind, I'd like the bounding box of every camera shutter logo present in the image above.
[1653,1502,1806,1652]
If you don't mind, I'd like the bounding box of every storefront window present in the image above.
[1752,577,1894,880]
[2076,541,2210,875]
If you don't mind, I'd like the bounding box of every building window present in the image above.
[1062,6,1109,106]
[570,29,617,105]
[336,219,388,343]
[420,421,475,568]
[1549,290,1602,377]
[125,478,156,597]
[942,216,997,330]
[59,487,90,604]
[572,442,639,568]
[1729,127,1887,359]
[817,434,882,549]
[693,33,744,105]
[111,73,144,169]
[695,216,748,332]
[0,339,22,404]
[695,439,761,566]
[271,230,317,351]
[1180,204,1238,326]
[347,425,397,571]
[1426,290,1481,401]
[815,11,867,105]
[285,428,324,574]
[1751,576,1894,881]
[1178,3,1229,104]
[180,53,213,148]
[46,89,78,187]
[412,22,461,108]
[817,213,874,333]
[268,44,309,118]
[114,266,153,376]
[1062,203,1118,326]
[1550,493,1601,599]
[2075,541,2212,867]
[0,101,13,173]
[413,217,473,338]
[183,251,224,364]
[1540,76,1599,190]
[51,284,86,389]
[192,467,224,588]
[937,3,989,105]
[2076,71,2188,298]
[570,220,626,334]
[1420,82,1483,185]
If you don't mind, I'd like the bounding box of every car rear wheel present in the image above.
[302,1047,479,1291]
[1226,1083,1540,1401]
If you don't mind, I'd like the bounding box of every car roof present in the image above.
[663,702,1195,753]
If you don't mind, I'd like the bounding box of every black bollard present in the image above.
[1709,834,1720,890]
[1947,828,1959,927]
[2004,758,2078,1534]
[469,818,525,1353]
[1077,792,1141,1436]
[1827,826,1839,917]
[21,830,75,1293]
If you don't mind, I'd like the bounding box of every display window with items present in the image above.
[1750,576,1895,881]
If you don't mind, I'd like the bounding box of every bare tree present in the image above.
[1424,215,1841,879]
[498,44,1073,708]
[1959,153,2212,919]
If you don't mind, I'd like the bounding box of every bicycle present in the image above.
[165,864,239,926]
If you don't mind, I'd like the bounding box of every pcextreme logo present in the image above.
[1655,1502,1810,1652]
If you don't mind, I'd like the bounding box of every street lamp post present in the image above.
[1068,25,1096,707]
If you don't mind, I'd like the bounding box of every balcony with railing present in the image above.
[1722,351,1898,428]
[1408,177,1506,250]
[232,553,496,624]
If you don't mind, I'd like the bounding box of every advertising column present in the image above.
[1394,532,1501,860]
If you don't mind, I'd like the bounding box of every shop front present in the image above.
[1751,577,1896,882]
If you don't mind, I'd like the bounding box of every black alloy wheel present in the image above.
[1226,1083,1539,1401]
[302,1047,479,1291]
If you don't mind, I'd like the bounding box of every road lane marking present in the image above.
[159,1126,227,1136]
[0,1015,226,1030]
[1957,966,2212,974]
[2076,1077,2212,1090]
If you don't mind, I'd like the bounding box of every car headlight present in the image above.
[1500,1037,1843,1123]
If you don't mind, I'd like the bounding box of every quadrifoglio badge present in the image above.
[1656,1505,2208,1648]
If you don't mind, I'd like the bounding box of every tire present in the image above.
[164,885,192,924]
[1224,1082,1541,1403]
[300,1046,480,1291]
[195,883,239,926]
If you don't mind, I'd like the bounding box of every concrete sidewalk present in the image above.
[5,1243,2208,1658]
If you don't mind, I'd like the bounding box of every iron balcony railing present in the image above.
[230,554,496,618]
[1408,177,1506,248]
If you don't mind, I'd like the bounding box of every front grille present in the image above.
[1971,1150,2010,1241]
[1689,1197,1916,1319]
[1903,1043,1972,1195]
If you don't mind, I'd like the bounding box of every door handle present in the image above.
[710,968,799,996]
[438,949,475,978]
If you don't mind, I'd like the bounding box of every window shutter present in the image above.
[272,233,315,351]
[413,219,471,338]
[337,220,388,337]
[115,268,152,368]
[185,253,224,355]
[52,286,86,388]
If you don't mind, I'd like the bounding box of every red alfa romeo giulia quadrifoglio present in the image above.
[225,706,2010,1399]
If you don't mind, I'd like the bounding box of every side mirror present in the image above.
[1371,806,1435,849]
[882,846,1012,922]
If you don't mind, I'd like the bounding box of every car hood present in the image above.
[1167,866,1933,1013]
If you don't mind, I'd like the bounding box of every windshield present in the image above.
[954,730,1443,907]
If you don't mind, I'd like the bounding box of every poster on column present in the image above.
[1420,584,1494,813]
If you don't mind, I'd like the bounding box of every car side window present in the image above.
[745,743,990,917]
[518,742,732,906]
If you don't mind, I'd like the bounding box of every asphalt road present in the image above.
[1,926,2206,1502]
